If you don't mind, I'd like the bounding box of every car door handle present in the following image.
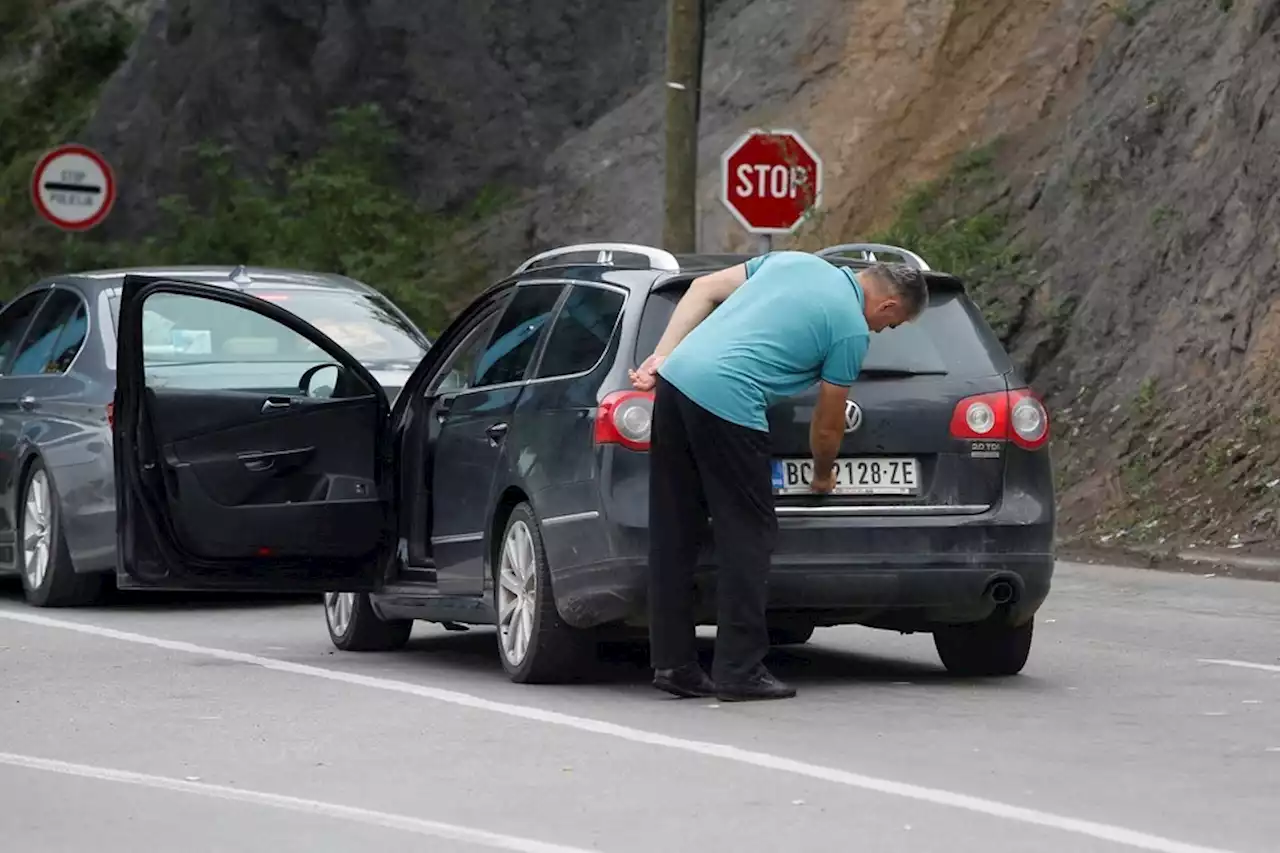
[238,447,314,473]
[485,422,509,446]
[18,395,36,412]
[261,397,292,414]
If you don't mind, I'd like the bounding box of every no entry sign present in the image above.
[720,129,823,235]
[31,144,117,231]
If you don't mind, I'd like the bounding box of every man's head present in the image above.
[856,263,929,332]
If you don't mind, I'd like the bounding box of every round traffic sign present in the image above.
[30,144,117,232]
[720,129,823,235]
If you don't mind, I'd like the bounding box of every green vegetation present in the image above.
[1,2,508,335]
[1106,1,1143,26]
[1149,205,1177,229]
[866,142,1027,337]
[0,1,134,168]
[1,0,138,301]
[1134,377,1159,419]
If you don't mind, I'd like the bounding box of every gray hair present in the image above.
[865,262,929,317]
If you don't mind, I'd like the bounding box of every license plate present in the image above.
[771,457,921,496]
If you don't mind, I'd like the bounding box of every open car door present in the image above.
[113,275,396,592]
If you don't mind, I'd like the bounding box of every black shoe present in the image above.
[716,665,796,702]
[652,662,717,698]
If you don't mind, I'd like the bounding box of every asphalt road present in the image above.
[0,561,1275,853]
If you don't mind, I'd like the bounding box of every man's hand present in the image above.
[629,353,665,391]
[809,381,850,490]
[810,465,837,495]
[640,263,749,381]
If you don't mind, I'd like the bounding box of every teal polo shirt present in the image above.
[658,251,870,433]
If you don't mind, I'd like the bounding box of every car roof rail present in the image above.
[513,242,681,275]
[816,243,932,271]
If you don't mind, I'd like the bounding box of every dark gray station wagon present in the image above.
[110,243,1055,684]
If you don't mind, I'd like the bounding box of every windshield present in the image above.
[107,287,428,364]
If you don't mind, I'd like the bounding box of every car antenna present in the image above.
[229,264,253,286]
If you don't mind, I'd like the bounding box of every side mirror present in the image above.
[299,363,341,399]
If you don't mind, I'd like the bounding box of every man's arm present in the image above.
[651,263,748,358]
[809,332,869,493]
[810,381,849,491]
[629,262,751,390]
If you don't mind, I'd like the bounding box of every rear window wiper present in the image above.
[858,367,948,378]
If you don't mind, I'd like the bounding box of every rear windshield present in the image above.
[107,287,428,363]
[636,286,1010,378]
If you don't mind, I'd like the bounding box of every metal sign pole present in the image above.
[758,234,773,255]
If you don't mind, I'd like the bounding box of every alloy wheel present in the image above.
[325,592,357,637]
[22,470,52,591]
[497,519,537,666]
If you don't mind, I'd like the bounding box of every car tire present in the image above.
[493,502,594,684]
[768,624,815,646]
[933,618,1033,677]
[324,592,413,652]
[18,460,106,608]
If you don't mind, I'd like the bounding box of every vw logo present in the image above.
[844,400,863,433]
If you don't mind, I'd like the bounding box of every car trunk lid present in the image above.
[634,270,1017,516]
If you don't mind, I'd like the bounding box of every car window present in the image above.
[8,289,84,376]
[39,296,89,376]
[47,300,89,374]
[108,287,428,365]
[472,284,566,388]
[136,291,372,394]
[429,312,501,395]
[636,285,1012,378]
[535,285,625,379]
[0,291,49,373]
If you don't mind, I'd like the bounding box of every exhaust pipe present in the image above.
[986,579,1016,605]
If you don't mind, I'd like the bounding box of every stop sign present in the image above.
[720,128,823,234]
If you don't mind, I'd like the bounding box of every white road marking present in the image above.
[0,751,593,853]
[1199,658,1280,674]
[0,608,1237,853]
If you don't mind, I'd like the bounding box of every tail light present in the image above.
[106,402,114,428]
[594,390,654,451]
[1008,389,1049,449]
[950,388,1049,450]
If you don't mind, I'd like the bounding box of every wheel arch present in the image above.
[7,449,44,569]
[15,445,45,500]
[487,485,532,592]
[14,445,97,575]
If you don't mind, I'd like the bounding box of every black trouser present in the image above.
[648,376,778,682]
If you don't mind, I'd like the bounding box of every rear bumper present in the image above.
[551,550,1053,631]
[545,503,1055,632]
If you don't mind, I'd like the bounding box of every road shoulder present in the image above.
[1061,543,1280,582]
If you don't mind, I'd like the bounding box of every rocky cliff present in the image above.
[84,0,687,235]
[5,0,1279,553]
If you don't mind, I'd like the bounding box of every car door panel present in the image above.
[115,275,392,592]
[145,388,382,559]
[148,388,377,503]
[516,282,628,580]
[428,282,567,595]
[430,384,525,595]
